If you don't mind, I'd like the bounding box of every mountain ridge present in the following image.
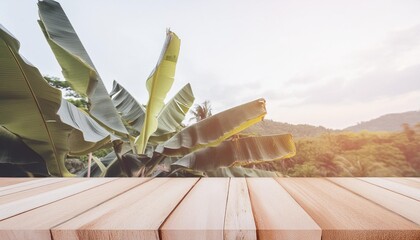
[245,110,420,138]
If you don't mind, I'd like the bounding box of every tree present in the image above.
[44,76,88,110]
[190,100,212,122]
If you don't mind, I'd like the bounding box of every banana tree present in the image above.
[1,0,297,177]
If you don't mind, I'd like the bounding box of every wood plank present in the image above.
[0,178,114,220]
[0,178,35,187]
[0,178,149,240]
[385,178,420,189]
[0,178,66,197]
[160,178,229,240]
[359,178,420,201]
[224,178,256,240]
[408,177,420,183]
[0,178,84,205]
[277,178,420,240]
[247,178,321,240]
[329,178,420,225]
[52,178,198,240]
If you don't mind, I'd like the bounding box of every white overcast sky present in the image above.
[1,0,420,129]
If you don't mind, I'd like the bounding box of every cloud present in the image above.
[261,24,420,107]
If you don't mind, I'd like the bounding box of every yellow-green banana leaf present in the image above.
[135,30,181,153]
[156,98,267,156]
[150,83,195,143]
[172,134,295,171]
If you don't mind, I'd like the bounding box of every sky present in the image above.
[1,0,419,129]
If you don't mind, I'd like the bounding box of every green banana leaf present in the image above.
[172,134,295,171]
[206,167,282,177]
[156,98,267,156]
[135,30,181,153]
[0,24,74,176]
[0,126,48,176]
[38,0,128,136]
[110,80,145,134]
[58,99,112,156]
[149,83,195,143]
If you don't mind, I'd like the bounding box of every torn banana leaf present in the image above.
[38,0,128,136]
[172,134,295,171]
[110,80,145,134]
[156,98,267,156]
[149,83,195,144]
[135,30,181,153]
[58,99,112,155]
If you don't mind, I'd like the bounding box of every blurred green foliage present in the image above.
[250,123,420,177]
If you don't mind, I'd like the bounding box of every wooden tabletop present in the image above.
[0,177,418,240]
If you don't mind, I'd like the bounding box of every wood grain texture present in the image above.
[247,178,321,240]
[52,178,198,240]
[277,178,420,240]
[359,177,420,201]
[0,178,418,240]
[0,178,35,187]
[160,178,229,240]
[0,178,83,205]
[224,178,256,240]
[0,178,113,220]
[0,178,148,240]
[329,178,420,225]
[385,178,420,189]
[408,177,420,183]
[0,178,66,197]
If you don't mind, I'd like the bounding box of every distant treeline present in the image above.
[249,123,420,177]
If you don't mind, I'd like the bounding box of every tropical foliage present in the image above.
[0,0,295,177]
[248,125,420,177]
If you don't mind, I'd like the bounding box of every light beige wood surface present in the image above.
[248,178,321,240]
[385,178,420,189]
[224,178,256,240]
[0,178,149,240]
[277,178,420,240]
[408,177,420,183]
[0,178,83,205]
[0,178,113,220]
[329,178,420,225]
[0,178,66,197]
[359,177,420,201]
[0,178,419,240]
[160,178,229,240]
[52,178,198,240]
[0,178,35,187]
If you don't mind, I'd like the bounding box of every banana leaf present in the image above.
[172,134,295,171]
[206,167,282,177]
[38,0,128,136]
[156,98,267,156]
[58,99,112,155]
[135,30,181,153]
[110,80,145,134]
[149,83,195,143]
[78,151,116,177]
[0,126,48,176]
[0,24,74,176]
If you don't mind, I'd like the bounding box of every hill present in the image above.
[344,111,420,132]
[242,119,334,138]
